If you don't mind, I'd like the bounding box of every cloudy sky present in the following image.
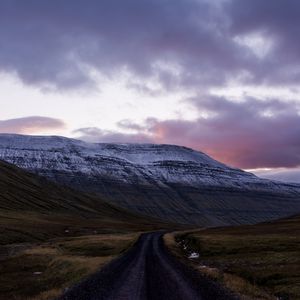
[1,0,300,180]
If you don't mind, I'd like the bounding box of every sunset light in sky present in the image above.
[1,0,300,180]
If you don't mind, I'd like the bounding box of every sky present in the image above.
[1,0,300,181]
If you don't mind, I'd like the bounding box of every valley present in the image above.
[0,135,300,299]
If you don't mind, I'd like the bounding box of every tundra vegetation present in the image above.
[165,214,300,300]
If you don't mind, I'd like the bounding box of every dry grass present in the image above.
[0,233,139,300]
[0,209,168,247]
[167,215,300,300]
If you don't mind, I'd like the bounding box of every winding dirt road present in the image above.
[58,232,238,300]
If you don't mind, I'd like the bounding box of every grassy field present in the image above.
[0,232,139,300]
[167,214,300,300]
[0,207,149,300]
[0,209,171,246]
[0,209,172,300]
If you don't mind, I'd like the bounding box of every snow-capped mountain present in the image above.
[0,133,300,226]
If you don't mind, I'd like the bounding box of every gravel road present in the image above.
[58,232,238,300]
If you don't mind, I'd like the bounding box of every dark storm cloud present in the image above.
[75,97,300,169]
[227,0,300,84]
[0,0,256,90]
[1,0,300,89]
[0,116,66,134]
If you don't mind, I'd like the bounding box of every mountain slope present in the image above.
[1,133,300,226]
[0,160,173,244]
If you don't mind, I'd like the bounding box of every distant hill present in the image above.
[1,133,300,226]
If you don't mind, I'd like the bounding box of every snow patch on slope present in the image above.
[0,133,299,193]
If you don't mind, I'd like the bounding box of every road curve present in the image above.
[58,232,238,300]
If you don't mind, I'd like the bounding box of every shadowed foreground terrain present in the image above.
[0,161,180,299]
[173,214,300,300]
[58,232,237,300]
[0,233,140,299]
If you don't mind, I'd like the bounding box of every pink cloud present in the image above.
[74,97,300,169]
[0,116,66,134]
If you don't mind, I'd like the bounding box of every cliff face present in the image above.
[1,134,300,226]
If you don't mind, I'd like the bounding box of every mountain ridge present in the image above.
[1,133,300,226]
